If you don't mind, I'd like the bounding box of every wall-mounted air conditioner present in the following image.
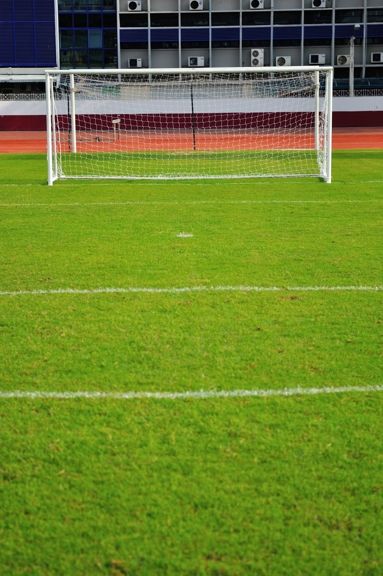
[312,0,326,7]
[127,0,141,11]
[250,48,264,67]
[337,54,350,66]
[250,0,264,9]
[128,58,142,68]
[275,55,291,66]
[188,56,205,67]
[309,53,326,65]
[189,0,203,10]
[371,52,383,64]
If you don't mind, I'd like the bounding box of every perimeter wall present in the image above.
[1,96,383,130]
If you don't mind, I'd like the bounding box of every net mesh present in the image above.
[49,70,331,181]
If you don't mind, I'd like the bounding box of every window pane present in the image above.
[58,0,73,8]
[89,49,104,66]
[87,0,103,10]
[88,29,103,48]
[88,14,102,27]
[120,13,148,27]
[212,40,239,48]
[104,50,118,65]
[103,30,117,48]
[335,10,363,24]
[304,38,331,46]
[60,49,74,65]
[212,13,240,26]
[181,40,209,49]
[241,12,270,26]
[59,14,73,27]
[274,11,301,25]
[368,9,383,23]
[103,13,117,27]
[151,41,178,49]
[65,50,88,68]
[60,30,73,48]
[181,13,209,26]
[74,30,88,47]
[304,11,332,24]
[151,13,178,27]
[273,39,300,47]
[73,49,88,67]
[73,14,87,27]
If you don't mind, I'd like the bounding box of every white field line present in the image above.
[0,199,382,208]
[0,385,382,401]
[0,285,382,297]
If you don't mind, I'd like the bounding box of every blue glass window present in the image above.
[88,29,103,48]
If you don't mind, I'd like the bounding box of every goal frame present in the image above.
[46,66,333,186]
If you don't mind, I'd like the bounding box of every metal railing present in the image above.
[2,90,383,101]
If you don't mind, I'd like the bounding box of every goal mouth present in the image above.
[46,67,333,185]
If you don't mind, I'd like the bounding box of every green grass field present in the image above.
[58,149,320,178]
[0,151,382,575]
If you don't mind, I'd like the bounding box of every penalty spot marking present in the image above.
[177,232,194,238]
[0,385,382,401]
[0,285,382,297]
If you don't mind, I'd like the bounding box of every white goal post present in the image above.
[46,66,333,185]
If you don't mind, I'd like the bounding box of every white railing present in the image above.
[1,88,383,102]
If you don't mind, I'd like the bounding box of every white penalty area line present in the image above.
[0,285,382,297]
[1,385,382,401]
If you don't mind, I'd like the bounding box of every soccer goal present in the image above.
[46,66,333,185]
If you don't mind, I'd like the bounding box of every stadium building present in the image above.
[0,0,383,90]
[1,0,383,130]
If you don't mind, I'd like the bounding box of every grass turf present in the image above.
[57,149,320,179]
[0,150,382,575]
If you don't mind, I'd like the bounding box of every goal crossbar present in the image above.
[46,66,333,185]
[46,66,334,75]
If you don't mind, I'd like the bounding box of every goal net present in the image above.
[46,67,333,185]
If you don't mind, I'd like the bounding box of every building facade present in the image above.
[1,0,383,88]
[115,0,383,85]
[58,0,118,69]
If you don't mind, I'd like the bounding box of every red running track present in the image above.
[0,127,382,153]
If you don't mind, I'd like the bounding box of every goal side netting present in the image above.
[46,67,333,185]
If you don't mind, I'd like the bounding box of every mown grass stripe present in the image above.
[1,385,382,400]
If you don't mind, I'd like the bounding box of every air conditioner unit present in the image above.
[188,56,205,67]
[312,0,326,7]
[189,0,203,10]
[337,54,350,66]
[371,52,383,64]
[275,55,291,66]
[250,48,264,67]
[128,58,142,68]
[127,0,141,11]
[309,53,326,65]
[250,0,264,9]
